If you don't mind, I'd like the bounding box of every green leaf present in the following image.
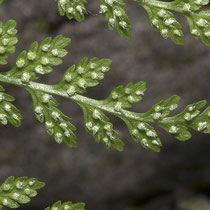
[160,100,210,139]
[54,57,112,95]
[171,0,210,45]
[122,117,162,152]
[142,5,184,44]
[7,35,70,81]
[185,13,210,45]
[0,20,18,64]
[101,83,210,151]
[54,0,210,44]
[58,0,88,22]
[135,0,210,45]
[0,176,45,209]
[140,95,181,120]
[116,95,180,151]
[99,0,132,37]
[80,103,124,151]
[103,81,146,109]
[133,96,209,151]
[44,200,85,210]
[172,0,209,13]
[29,89,77,147]
[0,0,4,5]
[0,84,22,127]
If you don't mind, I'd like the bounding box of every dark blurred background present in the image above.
[0,0,210,209]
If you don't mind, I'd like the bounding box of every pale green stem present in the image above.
[137,0,210,20]
[0,73,179,125]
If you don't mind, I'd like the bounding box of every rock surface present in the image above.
[0,1,210,210]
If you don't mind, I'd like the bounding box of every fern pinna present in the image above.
[1,0,210,44]
[57,0,210,45]
[0,19,209,152]
[0,176,84,210]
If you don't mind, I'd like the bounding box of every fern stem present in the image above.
[0,73,176,125]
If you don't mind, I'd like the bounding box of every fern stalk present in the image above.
[0,74,175,125]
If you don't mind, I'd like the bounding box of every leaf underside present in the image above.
[0,20,209,152]
[0,85,22,127]
[1,0,210,43]
[55,0,210,45]
[0,176,85,210]
[0,176,45,209]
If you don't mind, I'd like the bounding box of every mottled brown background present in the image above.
[0,0,210,209]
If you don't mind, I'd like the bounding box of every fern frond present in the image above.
[0,176,45,209]
[0,30,209,151]
[0,20,18,64]
[44,200,85,210]
[58,0,88,22]
[1,0,209,44]
[54,0,210,44]
[0,84,22,126]
[0,0,3,5]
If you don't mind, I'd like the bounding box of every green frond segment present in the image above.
[103,82,146,110]
[171,0,210,45]
[185,14,210,45]
[136,0,210,45]
[100,82,161,152]
[55,0,210,44]
[101,89,209,152]
[160,100,210,139]
[132,95,190,148]
[7,35,70,81]
[44,200,85,210]
[122,117,162,152]
[140,95,181,122]
[0,85,22,127]
[29,89,77,147]
[58,0,87,22]
[54,57,112,95]
[99,0,132,37]
[0,176,45,209]
[139,96,210,141]
[0,0,3,5]
[80,103,124,151]
[123,95,209,152]
[140,4,184,44]
[0,20,18,65]
[172,0,209,13]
